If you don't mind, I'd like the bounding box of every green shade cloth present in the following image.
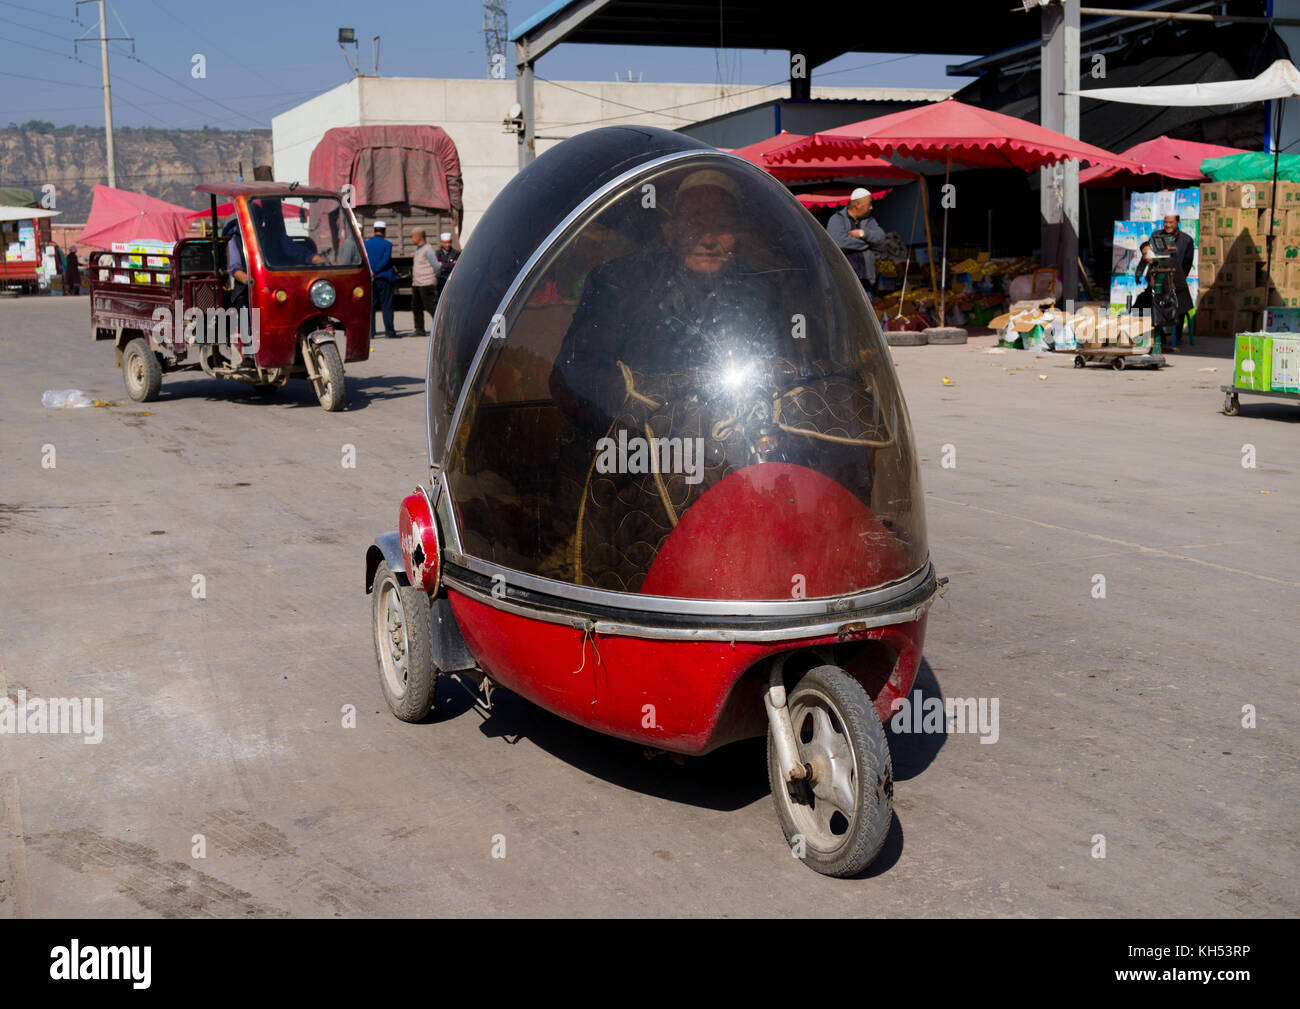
[1200,152,1300,181]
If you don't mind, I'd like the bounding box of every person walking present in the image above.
[63,246,80,296]
[409,228,439,336]
[364,221,398,338]
[827,188,890,300]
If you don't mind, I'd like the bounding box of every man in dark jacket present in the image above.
[364,221,397,338]
[1148,214,1195,352]
[827,187,890,298]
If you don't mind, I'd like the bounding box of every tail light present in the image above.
[398,488,441,593]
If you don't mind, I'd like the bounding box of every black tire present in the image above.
[310,342,346,411]
[123,337,162,402]
[886,330,928,347]
[1224,392,1240,416]
[1112,355,1125,371]
[1073,355,1086,369]
[767,664,893,877]
[923,326,968,345]
[371,561,437,722]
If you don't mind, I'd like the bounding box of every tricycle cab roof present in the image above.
[428,126,928,611]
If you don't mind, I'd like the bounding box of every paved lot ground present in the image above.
[1,296,1295,917]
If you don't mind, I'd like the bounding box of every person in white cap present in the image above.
[434,230,460,303]
[364,220,398,337]
[827,187,889,299]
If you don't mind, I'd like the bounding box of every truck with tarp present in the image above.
[308,125,463,302]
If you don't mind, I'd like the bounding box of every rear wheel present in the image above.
[1073,355,1086,369]
[1112,355,1125,371]
[310,342,346,411]
[767,664,893,877]
[371,561,437,722]
[1224,392,1240,416]
[123,337,162,402]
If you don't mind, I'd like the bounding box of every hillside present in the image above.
[0,123,273,222]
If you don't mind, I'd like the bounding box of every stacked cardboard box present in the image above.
[1197,180,1300,335]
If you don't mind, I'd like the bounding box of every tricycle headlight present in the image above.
[309,280,336,309]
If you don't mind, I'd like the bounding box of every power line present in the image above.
[118,43,271,128]
[0,0,71,20]
[0,68,101,89]
[0,12,75,41]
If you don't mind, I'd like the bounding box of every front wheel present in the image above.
[767,664,893,877]
[371,561,437,722]
[1224,392,1240,416]
[123,337,162,402]
[310,341,346,411]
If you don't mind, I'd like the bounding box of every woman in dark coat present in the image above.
[64,247,81,295]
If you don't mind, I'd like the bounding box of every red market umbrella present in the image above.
[794,185,889,210]
[727,131,917,185]
[766,98,1142,172]
[1079,135,1249,187]
[188,200,305,220]
[79,184,195,248]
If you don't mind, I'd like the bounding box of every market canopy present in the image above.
[1069,58,1300,108]
[725,131,918,186]
[791,185,888,210]
[79,185,195,248]
[0,206,60,223]
[1080,135,1249,188]
[765,98,1142,173]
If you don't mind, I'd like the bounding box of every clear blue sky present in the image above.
[0,0,973,130]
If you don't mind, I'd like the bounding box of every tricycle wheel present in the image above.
[1073,354,1085,369]
[767,664,893,878]
[123,337,162,402]
[1224,392,1240,416]
[371,560,437,722]
[1112,355,1125,371]
[310,342,346,412]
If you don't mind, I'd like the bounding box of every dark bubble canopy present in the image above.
[427,126,927,609]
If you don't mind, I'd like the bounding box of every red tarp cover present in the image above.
[1079,135,1250,187]
[308,125,463,213]
[79,184,195,248]
[767,98,1142,173]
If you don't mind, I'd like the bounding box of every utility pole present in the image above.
[76,0,132,190]
[1039,0,1080,303]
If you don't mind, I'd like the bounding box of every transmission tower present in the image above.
[484,0,508,80]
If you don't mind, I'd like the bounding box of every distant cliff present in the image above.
[0,123,273,221]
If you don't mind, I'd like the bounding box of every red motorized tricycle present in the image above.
[88,181,371,410]
[365,128,940,876]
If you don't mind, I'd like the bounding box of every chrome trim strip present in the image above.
[442,554,933,617]
[443,573,937,643]
[436,147,728,549]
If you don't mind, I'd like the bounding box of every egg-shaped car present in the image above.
[365,126,940,877]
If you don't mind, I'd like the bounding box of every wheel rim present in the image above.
[375,576,409,699]
[312,350,332,400]
[127,351,144,391]
[783,688,859,853]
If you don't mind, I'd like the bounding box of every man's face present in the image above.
[1163,215,1178,234]
[665,186,739,275]
[412,230,425,245]
[850,195,873,219]
[439,239,452,250]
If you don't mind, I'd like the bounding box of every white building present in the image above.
[272,76,951,240]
